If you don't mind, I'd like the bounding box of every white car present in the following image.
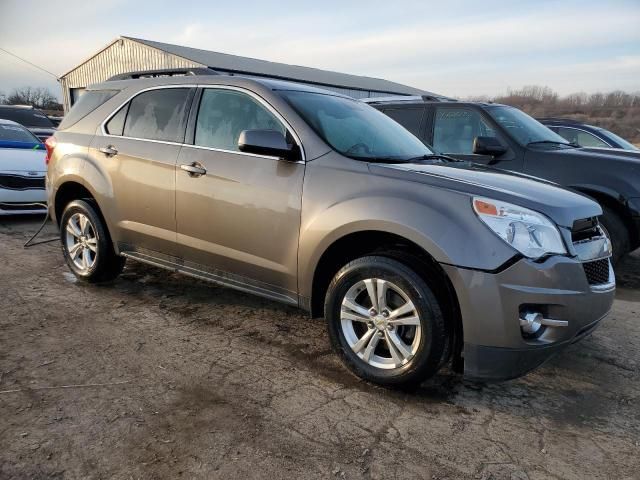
[0,119,47,215]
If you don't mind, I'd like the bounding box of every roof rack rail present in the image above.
[362,94,457,104]
[107,67,219,81]
[537,117,581,124]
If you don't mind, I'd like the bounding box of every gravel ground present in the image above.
[1,216,639,480]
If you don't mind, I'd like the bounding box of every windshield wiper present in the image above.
[406,154,464,163]
[527,140,574,147]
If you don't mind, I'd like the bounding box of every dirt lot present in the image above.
[1,216,638,480]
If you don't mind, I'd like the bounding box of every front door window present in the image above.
[432,108,497,154]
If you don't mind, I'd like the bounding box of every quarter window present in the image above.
[433,108,497,154]
[122,88,191,142]
[195,89,286,152]
[105,104,128,136]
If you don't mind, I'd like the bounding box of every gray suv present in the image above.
[46,72,615,386]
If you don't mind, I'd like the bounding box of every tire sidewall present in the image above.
[326,257,445,385]
[600,207,630,265]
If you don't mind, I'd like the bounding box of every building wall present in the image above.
[60,37,405,110]
[60,38,204,111]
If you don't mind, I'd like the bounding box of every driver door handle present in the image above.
[99,145,118,157]
[180,162,207,177]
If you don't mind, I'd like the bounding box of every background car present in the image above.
[366,96,640,264]
[0,105,56,142]
[0,119,47,215]
[538,118,639,151]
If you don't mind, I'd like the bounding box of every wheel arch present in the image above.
[307,229,463,369]
[571,185,638,248]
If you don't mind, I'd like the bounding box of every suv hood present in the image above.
[571,146,640,162]
[370,161,601,228]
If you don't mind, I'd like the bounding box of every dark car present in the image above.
[538,118,639,152]
[0,105,56,141]
[366,96,640,263]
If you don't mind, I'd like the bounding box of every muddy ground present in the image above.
[0,216,638,480]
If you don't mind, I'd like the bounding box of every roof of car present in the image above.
[0,105,37,110]
[538,118,599,129]
[362,97,510,108]
[92,73,355,99]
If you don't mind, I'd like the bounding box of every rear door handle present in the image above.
[99,145,118,157]
[180,162,207,177]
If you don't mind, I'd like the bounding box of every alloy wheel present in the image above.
[340,278,422,369]
[65,213,98,272]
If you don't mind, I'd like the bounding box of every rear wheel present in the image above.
[600,206,630,266]
[60,200,125,283]
[325,256,448,387]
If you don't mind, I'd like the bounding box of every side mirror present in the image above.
[238,129,298,161]
[472,136,507,157]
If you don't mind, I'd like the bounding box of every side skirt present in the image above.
[119,247,299,307]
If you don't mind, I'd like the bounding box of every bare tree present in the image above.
[5,87,61,110]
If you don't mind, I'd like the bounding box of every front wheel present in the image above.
[60,200,125,283]
[325,256,448,387]
[600,206,630,266]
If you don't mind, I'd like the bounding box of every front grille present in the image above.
[572,217,600,243]
[0,174,45,191]
[583,258,610,285]
[0,202,46,211]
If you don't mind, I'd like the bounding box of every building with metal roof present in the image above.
[59,36,432,111]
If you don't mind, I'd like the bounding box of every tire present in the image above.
[60,200,125,283]
[325,256,448,387]
[600,206,630,266]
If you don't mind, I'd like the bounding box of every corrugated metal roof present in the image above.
[122,36,429,96]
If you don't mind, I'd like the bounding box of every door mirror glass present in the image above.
[473,136,508,156]
[238,129,297,160]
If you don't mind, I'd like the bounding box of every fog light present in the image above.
[520,312,543,335]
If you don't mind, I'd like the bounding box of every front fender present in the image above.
[298,194,517,300]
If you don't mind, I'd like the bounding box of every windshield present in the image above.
[0,122,40,143]
[597,127,639,151]
[280,91,433,160]
[486,106,569,146]
[0,107,54,128]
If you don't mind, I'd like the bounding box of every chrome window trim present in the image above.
[553,125,612,148]
[99,83,306,162]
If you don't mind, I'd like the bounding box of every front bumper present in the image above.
[442,255,615,381]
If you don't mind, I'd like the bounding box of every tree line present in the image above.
[0,87,62,111]
[469,86,640,144]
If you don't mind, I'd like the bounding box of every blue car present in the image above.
[538,118,639,152]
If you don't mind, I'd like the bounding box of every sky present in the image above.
[0,0,639,101]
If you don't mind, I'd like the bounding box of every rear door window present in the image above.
[383,107,425,138]
[123,88,191,143]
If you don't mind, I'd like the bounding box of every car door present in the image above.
[90,86,194,256]
[429,106,507,165]
[175,86,305,303]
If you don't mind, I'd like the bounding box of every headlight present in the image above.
[472,197,566,259]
